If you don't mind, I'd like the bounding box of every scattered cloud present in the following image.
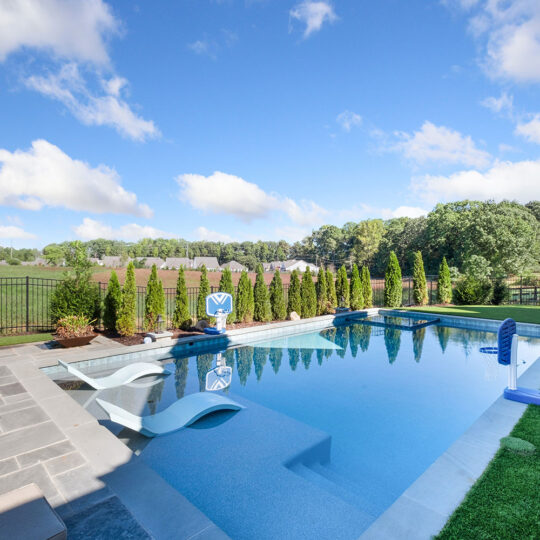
[74,218,172,241]
[515,114,540,144]
[194,226,235,242]
[188,40,213,56]
[0,140,152,217]
[394,121,492,168]
[481,91,513,115]
[289,1,337,38]
[187,29,237,59]
[380,206,428,219]
[412,158,540,205]
[0,225,36,239]
[281,198,328,226]
[336,110,362,132]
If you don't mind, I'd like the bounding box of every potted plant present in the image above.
[54,315,96,348]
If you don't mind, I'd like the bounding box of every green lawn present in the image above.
[436,404,540,540]
[402,305,540,325]
[0,333,53,347]
[0,266,67,279]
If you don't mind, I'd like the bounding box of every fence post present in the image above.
[520,275,523,304]
[408,277,411,305]
[25,276,29,333]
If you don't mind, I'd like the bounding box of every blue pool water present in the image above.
[61,320,539,539]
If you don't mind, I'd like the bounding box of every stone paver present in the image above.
[0,457,19,476]
[18,440,76,468]
[44,451,86,476]
[0,421,66,460]
[0,404,49,431]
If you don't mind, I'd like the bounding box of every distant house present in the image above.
[88,258,103,266]
[101,256,127,268]
[194,256,220,270]
[220,260,247,272]
[282,260,318,273]
[164,257,193,270]
[262,262,273,272]
[21,257,48,266]
[140,257,165,269]
[0,260,8,266]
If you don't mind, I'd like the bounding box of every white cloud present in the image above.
[194,226,235,242]
[74,218,172,241]
[0,225,36,239]
[515,114,540,144]
[0,140,152,217]
[0,0,119,64]
[412,158,540,205]
[481,92,513,114]
[394,121,492,168]
[336,110,362,132]
[26,64,159,141]
[188,40,212,56]
[289,1,337,38]
[380,206,428,219]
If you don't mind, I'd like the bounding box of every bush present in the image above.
[437,257,452,304]
[361,266,373,308]
[236,270,254,322]
[325,269,337,308]
[349,264,364,310]
[218,267,236,323]
[116,262,137,336]
[301,268,317,318]
[6,258,21,265]
[491,275,510,305]
[253,264,271,322]
[412,251,428,305]
[453,275,492,305]
[335,265,349,308]
[144,264,165,331]
[196,265,210,321]
[269,270,287,320]
[384,251,402,308]
[287,269,302,316]
[172,266,192,329]
[55,315,94,338]
[316,267,327,315]
[103,270,122,331]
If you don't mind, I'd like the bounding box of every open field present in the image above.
[0,266,66,279]
[404,305,540,325]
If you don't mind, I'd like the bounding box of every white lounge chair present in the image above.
[96,392,244,437]
[58,359,172,390]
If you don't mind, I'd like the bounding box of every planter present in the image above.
[54,334,97,348]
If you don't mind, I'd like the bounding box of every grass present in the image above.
[436,404,540,540]
[402,305,540,325]
[0,332,53,347]
[0,266,67,279]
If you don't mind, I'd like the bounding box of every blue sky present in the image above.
[1,0,539,248]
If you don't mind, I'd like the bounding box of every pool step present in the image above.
[289,462,379,521]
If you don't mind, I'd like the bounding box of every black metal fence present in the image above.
[0,274,536,334]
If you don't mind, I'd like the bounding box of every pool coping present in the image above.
[359,310,540,540]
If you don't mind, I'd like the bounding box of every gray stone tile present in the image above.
[0,398,36,415]
[0,375,16,385]
[0,382,26,397]
[0,421,66,461]
[39,393,95,430]
[0,365,11,377]
[17,440,76,467]
[0,457,18,476]
[45,451,86,476]
[0,463,60,501]
[0,405,49,432]
[4,391,32,403]
[8,361,43,381]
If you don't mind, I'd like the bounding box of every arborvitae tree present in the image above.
[103,270,122,331]
[349,264,364,310]
[144,264,165,331]
[253,264,271,322]
[326,269,337,308]
[269,270,287,320]
[196,265,210,320]
[437,256,452,304]
[236,270,254,322]
[301,268,317,318]
[116,261,137,336]
[412,251,428,306]
[287,269,302,316]
[361,266,373,308]
[335,265,350,308]
[384,251,402,308]
[172,266,191,330]
[316,267,327,315]
[218,267,236,323]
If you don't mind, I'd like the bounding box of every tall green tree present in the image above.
[316,267,327,315]
[144,264,166,331]
[335,265,350,308]
[196,265,210,320]
[361,266,373,308]
[253,264,271,322]
[349,264,364,310]
[218,267,236,323]
[236,270,254,322]
[301,268,317,318]
[287,269,302,316]
[103,270,122,331]
[412,251,428,305]
[269,270,287,320]
[172,266,191,329]
[326,269,337,308]
[437,256,452,304]
[116,261,137,336]
[353,219,385,267]
[384,251,402,308]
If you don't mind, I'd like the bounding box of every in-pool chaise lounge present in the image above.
[58,359,172,390]
[96,392,244,437]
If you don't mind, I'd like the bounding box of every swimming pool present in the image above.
[57,317,540,539]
